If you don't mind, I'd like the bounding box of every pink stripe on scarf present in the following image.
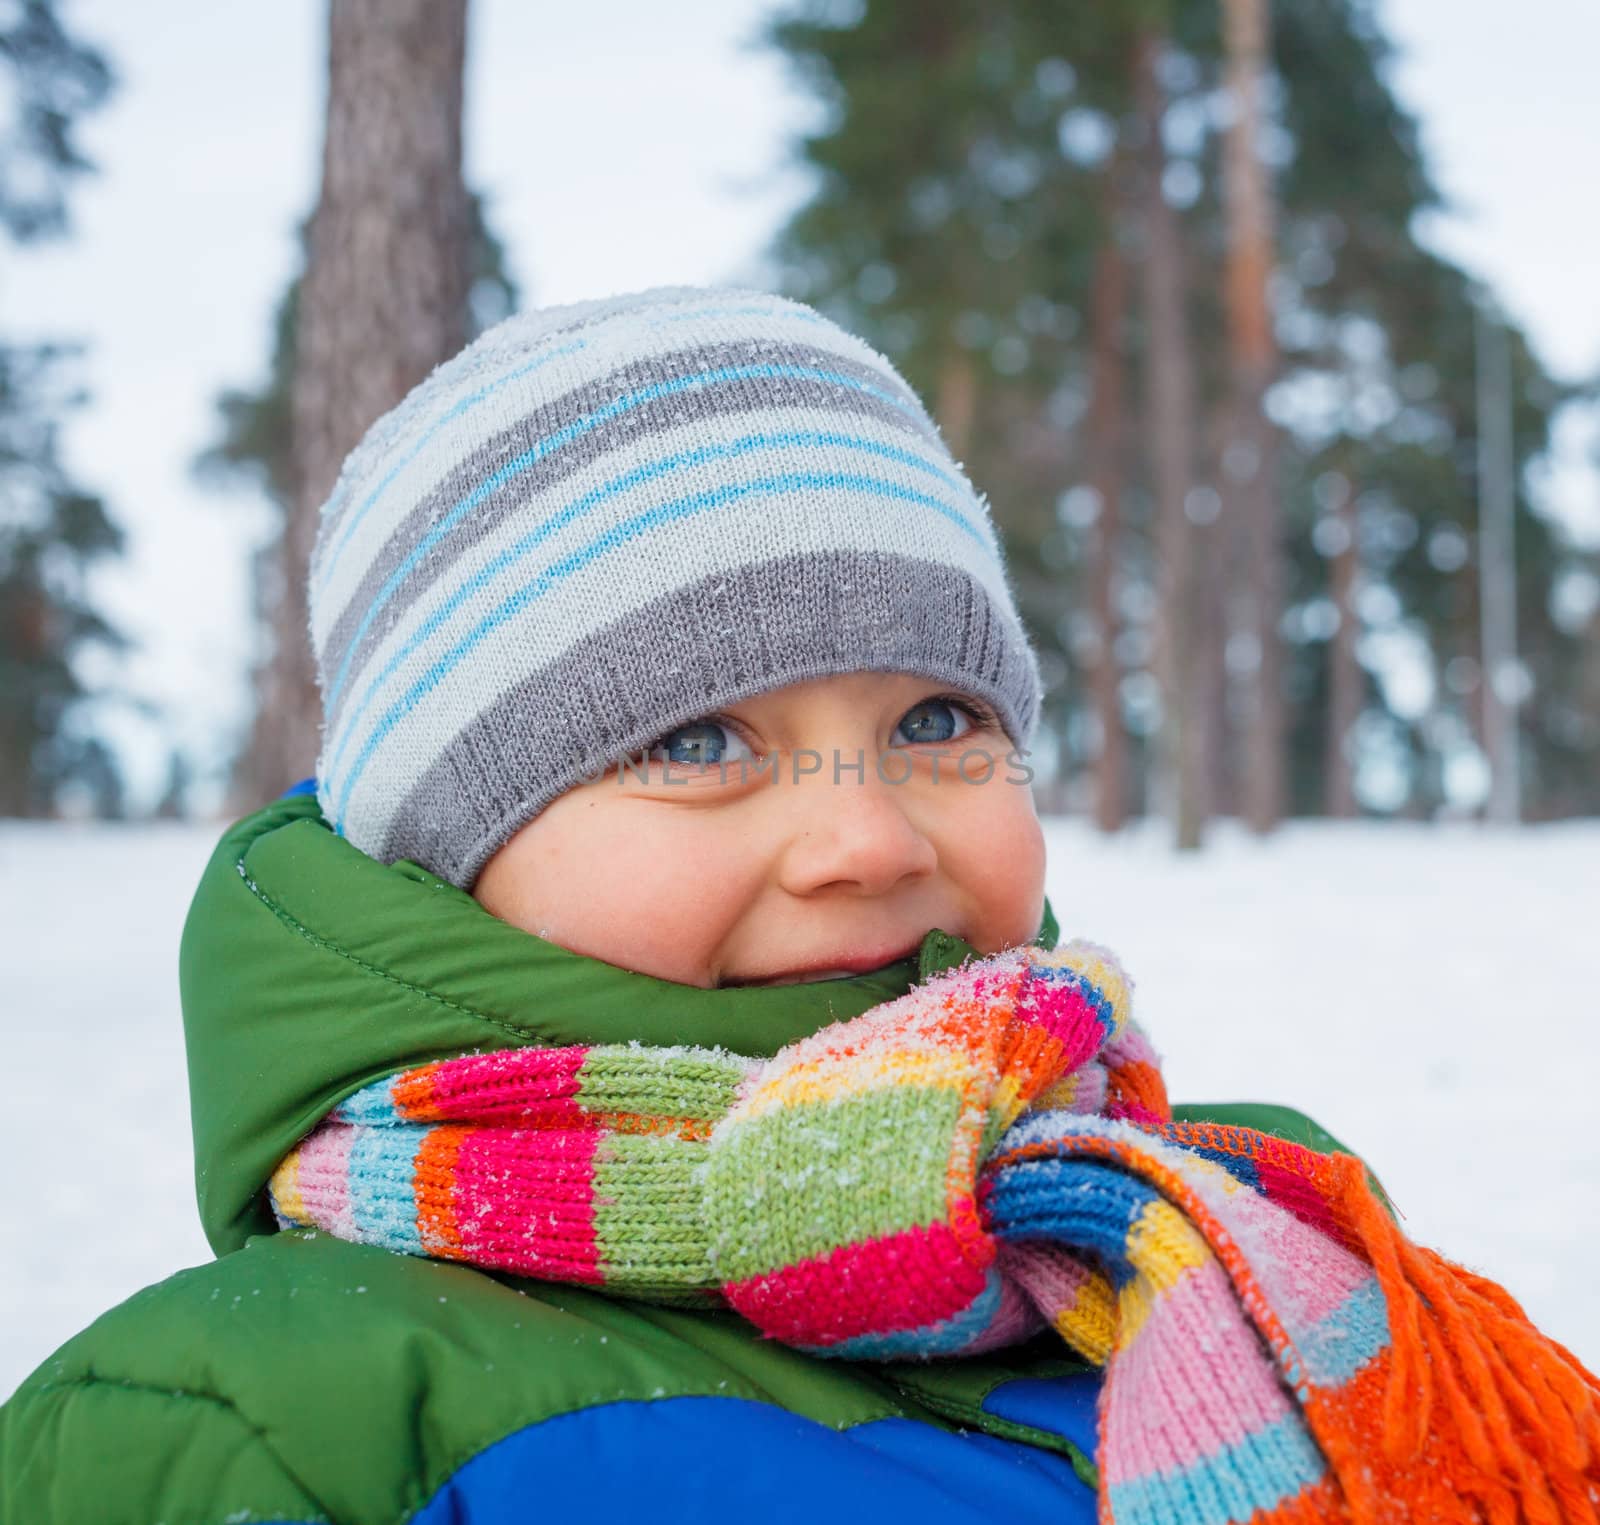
[1100,1255,1298,1485]
[292,1121,359,1241]
[724,1222,990,1347]
[998,1239,1097,1320]
[394,1046,591,1124]
[1018,975,1116,1072]
[450,1126,604,1282]
[1213,1179,1374,1331]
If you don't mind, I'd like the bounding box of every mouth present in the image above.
[719,939,927,988]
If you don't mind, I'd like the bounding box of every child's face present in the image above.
[472,671,1046,989]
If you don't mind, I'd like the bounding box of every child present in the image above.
[3,287,1593,1524]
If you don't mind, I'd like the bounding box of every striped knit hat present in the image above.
[308,285,1041,888]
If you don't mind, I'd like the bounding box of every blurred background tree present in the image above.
[16,0,1592,835]
[194,0,485,809]
[761,0,1599,839]
[0,1,124,817]
[194,192,519,810]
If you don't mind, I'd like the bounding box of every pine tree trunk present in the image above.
[1221,0,1287,833]
[1201,403,1237,823]
[238,0,473,806]
[0,589,47,814]
[1203,511,1235,819]
[1134,33,1209,851]
[936,345,978,463]
[1086,168,1131,833]
[1324,473,1362,817]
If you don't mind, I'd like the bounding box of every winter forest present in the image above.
[2,0,1599,1412]
[4,0,1597,845]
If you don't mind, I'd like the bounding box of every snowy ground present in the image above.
[3,815,1598,1401]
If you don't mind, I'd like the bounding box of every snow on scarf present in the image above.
[270,940,1600,1523]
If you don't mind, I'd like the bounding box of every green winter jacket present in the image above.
[0,792,1355,1524]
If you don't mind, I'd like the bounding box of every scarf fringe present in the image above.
[1332,1152,1600,1523]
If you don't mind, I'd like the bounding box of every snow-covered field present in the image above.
[2,815,1597,1401]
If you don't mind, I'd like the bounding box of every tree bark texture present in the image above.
[1086,163,1132,834]
[1221,0,1287,832]
[936,345,978,465]
[1134,33,1210,851]
[1324,473,1363,817]
[241,0,472,804]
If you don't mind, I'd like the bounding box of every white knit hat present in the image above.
[308,285,1041,887]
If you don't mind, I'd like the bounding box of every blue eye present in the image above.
[647,719,753,767]
[894,698,976,746]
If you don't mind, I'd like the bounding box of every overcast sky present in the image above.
[6,0,1598,811]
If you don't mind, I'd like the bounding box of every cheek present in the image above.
[474,796,761,987]
[930,765,1047,948]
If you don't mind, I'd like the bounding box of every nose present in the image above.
[773,756,939,899]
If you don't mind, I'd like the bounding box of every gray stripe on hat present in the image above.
[376,548,1041,887]
[317,338,944,718]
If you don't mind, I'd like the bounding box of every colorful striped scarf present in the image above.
[271,940,1600,1523]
